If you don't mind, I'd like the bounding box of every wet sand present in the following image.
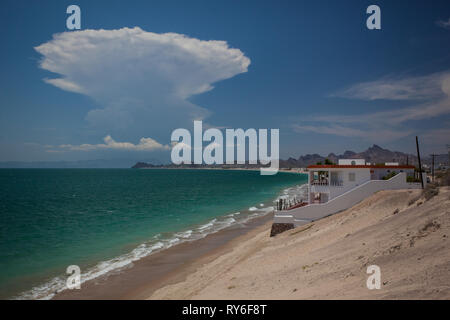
[56,187,450,300]
[54,212,274,299]
[151,187,450,299]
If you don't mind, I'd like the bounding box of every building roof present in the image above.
[307,164,416,169]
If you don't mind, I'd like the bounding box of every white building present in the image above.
[274,159,426,228]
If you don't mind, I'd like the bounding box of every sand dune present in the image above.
[150,187,450,299]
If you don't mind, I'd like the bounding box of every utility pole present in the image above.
[416,136,424,189]
[430,154,437,183]
[447,144,450,168]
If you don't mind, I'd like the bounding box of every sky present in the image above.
[0,0,449,164]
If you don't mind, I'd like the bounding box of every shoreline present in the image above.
[32,185,450,299]
[150,187,450,300]
[7,170,307,300]
[53,212,275,299]
[5,168,308,300]
[137,167,308,174]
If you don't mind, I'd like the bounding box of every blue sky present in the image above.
[1,0,449,163]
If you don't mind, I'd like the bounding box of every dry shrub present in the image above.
[423,183,439,201]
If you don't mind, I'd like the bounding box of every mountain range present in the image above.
[279,144,420,168]
[133,145,448,169]
[0,145,446,169]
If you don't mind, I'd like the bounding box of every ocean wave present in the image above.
[14,215,246,300]
[16,240,168,300]
[175,229,193,238]
[197,218,217,231]
[15,183,302,300]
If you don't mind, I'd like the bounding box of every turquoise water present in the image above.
[0,169,306,299]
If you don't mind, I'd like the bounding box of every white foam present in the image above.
[223,217,236,224]
[16,182,306,300]
[175,230,193,238]
[168,238,180,245]
[197,218,217,231]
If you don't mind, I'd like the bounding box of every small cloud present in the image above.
[333,72,446,101]
[293,124,411,142]
[44,78,85,94]
[436,18,450,29]
[51,135,170,152]
[293,124,365,137]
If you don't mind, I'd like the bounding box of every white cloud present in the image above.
[293,124,412,142]
[306,99,450,126]
[333,72,446,101]
[293,124,365,137]
[35,27,250,135]
[294,71,450,145]
[436,18,450,29]
[52,135,170,152]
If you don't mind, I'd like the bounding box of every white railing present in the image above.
[311,181,344,187]
[310,181,328,186]
[310,181,343,187]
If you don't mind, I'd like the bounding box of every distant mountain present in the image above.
[132,162,157,169]
[132,145,447,169]
[279,145,420,168]
[0,159,150,168]
[5,145,440,169]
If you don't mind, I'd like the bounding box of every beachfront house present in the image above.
[273,159,426,231]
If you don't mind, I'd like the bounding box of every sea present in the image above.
[0,168,307,299]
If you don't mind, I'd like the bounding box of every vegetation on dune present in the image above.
[382,171,398,180]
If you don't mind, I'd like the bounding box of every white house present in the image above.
[273,159,426,229]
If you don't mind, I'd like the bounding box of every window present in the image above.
[351,160,356,165]
[349,172,355,181]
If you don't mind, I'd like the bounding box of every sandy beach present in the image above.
[54,185,450,299]
[53,211,276,299]
[150,187,450,300]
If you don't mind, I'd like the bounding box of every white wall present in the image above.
[338,159,365,165]
[319,168,370,199]
[341,168,370,188]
